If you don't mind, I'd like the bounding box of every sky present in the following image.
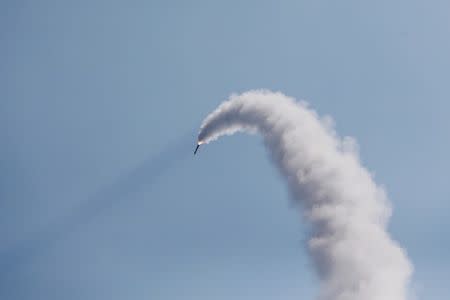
[2,0,450,299]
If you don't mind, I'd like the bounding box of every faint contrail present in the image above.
[0,133,193,281]
[197,90,412,300]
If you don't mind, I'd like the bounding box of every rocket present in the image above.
[194,140,204,155]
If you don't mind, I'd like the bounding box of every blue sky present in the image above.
[2,0,449,299]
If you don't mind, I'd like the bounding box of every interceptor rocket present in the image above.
[194,140,204,155]
[194,144,200,155]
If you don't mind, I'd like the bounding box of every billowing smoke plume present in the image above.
[198,90,412,300]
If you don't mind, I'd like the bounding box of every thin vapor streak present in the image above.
[197,90,412,300]
[0,133,193,281]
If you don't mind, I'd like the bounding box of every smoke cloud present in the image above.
[198,90,412,300]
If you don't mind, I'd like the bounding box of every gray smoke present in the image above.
[198,90,412,300]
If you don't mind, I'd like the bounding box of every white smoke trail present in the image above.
[198,90,412,300]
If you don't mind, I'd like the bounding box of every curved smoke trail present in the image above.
[197,90,412,300]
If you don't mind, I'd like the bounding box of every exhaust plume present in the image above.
[198,90,412,300]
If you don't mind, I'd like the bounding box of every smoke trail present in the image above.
[197,90,412,300]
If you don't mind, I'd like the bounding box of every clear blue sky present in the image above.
[2,1,449,299]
